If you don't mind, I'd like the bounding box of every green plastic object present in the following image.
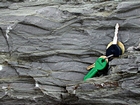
[84,57,108,81]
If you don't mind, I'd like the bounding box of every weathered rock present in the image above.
[0,0,140,105]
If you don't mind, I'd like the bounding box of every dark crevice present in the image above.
[18,21,51,32]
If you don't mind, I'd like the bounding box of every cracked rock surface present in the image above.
[0,0,140,105]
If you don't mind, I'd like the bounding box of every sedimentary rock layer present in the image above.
[0,0,140,105]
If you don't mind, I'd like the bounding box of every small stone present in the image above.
[134,43,140,51]
[8,3,19,10]
[127,46,134,52]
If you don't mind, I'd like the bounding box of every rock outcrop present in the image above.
[0,0,140,105]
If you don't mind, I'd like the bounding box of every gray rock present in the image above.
[116,1,140,12]
[8,3,19,10]
[0,0,140,105]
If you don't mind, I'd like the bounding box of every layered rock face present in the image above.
[0,0,140,105]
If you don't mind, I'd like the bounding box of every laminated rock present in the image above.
[0,0,140,105]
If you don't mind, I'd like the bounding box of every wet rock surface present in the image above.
[0,0,140,105]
